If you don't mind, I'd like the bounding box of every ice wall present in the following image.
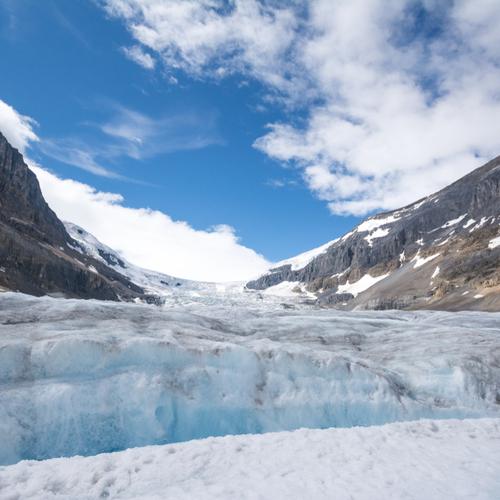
[0,293,499,465]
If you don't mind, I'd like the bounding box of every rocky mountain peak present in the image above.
[247,156,500,311]
[0,131,147,301]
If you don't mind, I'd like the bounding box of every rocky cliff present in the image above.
[247,156,500,311]
[0,132,147,301]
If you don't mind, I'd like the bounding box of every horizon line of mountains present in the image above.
[1,131,499,311]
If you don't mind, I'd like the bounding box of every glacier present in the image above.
[2,419,499,499]
[0,292,499,466]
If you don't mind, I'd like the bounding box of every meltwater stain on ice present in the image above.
[0,293,499,465]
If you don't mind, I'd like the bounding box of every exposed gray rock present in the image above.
[317,292,354,306]
[0,132,148,301]
[247,156,500,312]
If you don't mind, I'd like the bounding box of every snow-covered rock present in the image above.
[271,239,339,271]
[0,293,499,465]
[247,156,500,312]
[1,418,499,500]
[65,222,189,297]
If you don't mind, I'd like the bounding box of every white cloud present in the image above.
[104,0,301,91]
[0,99,269,282]
[31,165,269,281]
[122,45,156,69]
[104,0,500,215]
[98,104,222,158]
[0,99,38,153]
[39,138,127,179]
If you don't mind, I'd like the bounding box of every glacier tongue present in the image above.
[0,292,499,465]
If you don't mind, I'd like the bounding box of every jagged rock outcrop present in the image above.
[0,132,148,301]
[247,156,500,311]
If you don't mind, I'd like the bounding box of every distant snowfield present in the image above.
[1,418,499,499]
[1,292,499,468]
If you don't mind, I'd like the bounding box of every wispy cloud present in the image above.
[0,0,22,41]
[38,103,222,180]
[103,0,500,216]
[37,139,127,180]
[99,104,223,158]
[266,178,298,189]
[50,2,92,49]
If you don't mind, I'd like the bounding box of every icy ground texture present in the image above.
[1,419,499,500]
[0,293,499,465]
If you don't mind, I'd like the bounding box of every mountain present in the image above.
[247,156,500,311]
[0,131,152,301]
[64,222,190,298]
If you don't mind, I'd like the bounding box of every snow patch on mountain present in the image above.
[441,214,467,229]
[489,236,500,249]
[65,222,189,296]
[336,273,390,297]
[260,281,312,298]
[364,227,390,246]
[356,215,399,233]
[413,253,440,268]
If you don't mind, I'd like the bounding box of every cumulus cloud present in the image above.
[31,166,270,281]
[0,99,269,281]
[122,45,156,69]
[0,99,39,153]
[104,0,500,215]
[104,0,302,92]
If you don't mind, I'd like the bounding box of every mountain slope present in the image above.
[247,156,500,311]
[0,131,148,301]
[65,222,191,298]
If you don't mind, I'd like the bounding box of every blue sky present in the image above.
[1,0,499,281]
[0,0,358,263]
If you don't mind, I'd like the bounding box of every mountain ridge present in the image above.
[0,131,150,301]
[1,129,499,311]
[247,156,500,311]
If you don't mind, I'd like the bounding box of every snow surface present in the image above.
[65,222,192,297]
[489,236,500,249]
[336,273,390,297]
[363,227,389,246]
[1,293,499,466]
[413,252,440,268]
[260,280,314,298]
[463,218,476,229]
[469,216,491,233]
[441,214,467,229]
[356,215,399,232]
[1,418,499,500]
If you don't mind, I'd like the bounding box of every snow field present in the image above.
[1,418,499,499]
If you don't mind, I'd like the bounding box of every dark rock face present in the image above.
[0,132,146,301]
[316,292,354,306]
[247,156,500,311]
[0,134,68,247]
